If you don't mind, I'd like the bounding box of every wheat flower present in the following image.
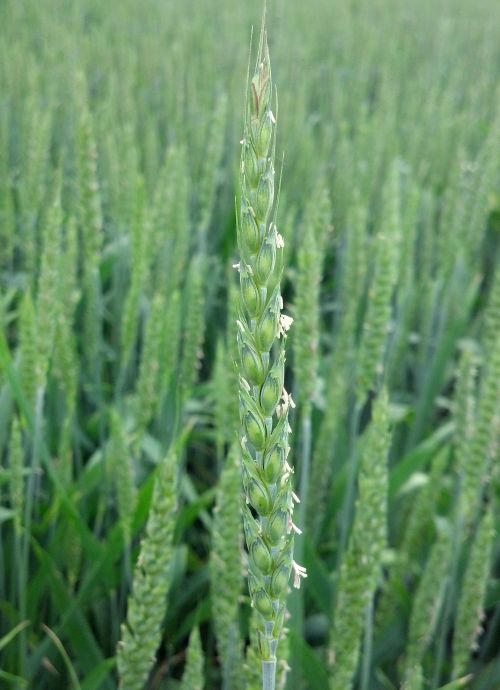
[236,17,304,690]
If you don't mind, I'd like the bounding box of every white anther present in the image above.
[278,314,293,337]
[292,561,308,589]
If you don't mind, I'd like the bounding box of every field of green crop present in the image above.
[1,0,500,688]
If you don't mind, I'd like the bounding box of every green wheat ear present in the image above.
[329,389,390,690]
[180,627,205,690]
[117,451,179,690]
[210,444,245,690]
[451,505,495,679]
[236,15,305,690]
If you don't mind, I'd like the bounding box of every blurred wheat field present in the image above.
[1,0,500,688]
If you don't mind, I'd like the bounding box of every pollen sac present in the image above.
[250,58,271,120]
[254,587,274,619]
[239,336,265,385]
[240,270,260,317]
[260,350,284,416]
[243,142,260,188]
[267,508,288,544]
[270,561,292,598]
[254,111,273,158]
[240,203,261,255]
[248,477,271,515]
[268,407,290,450]
[256,293,279,352]
[263,444,285,483]
[255,173,274,222]
[255,235,276,286]
[243,408,267,451]
[243,503,260,546]
[250,536,273,574]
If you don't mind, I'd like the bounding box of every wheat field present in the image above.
[0,0,500,689]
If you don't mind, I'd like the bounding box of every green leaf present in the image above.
[289,630,329,690]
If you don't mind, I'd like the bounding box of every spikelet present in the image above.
[388,181,420,386]
[307,195,367,537]
[329,390,390,690]
[135,292,167,436]
[61,214,80,318]
[18,104,52,284]
[75,70,103,272]
[36,174,62,389]
[121,175,150,366]
[437,155,469,278]
[18,291,38,408]
[402,664,424,690]
[108,410,136,544]
[341,191,368,317]
[166,146,190,295]
[53,214,80,413]
[180,627,204,690]
[400,447,448,564]
[356,161,400,401]
[159,289,182,395]
[404,528,452,680]
[398,180,420,288]
[483,269,500,365]
[9,416,24,536]
[236,23,303,689]
[465,107,500,259]
[0,169,15,272]
[333,121,354,228]
[198,92,228,244]
[150,149,175,263]
[460,334,500,526]
[75,70,103,370]
[454,346,478,476]
[117,451,179,690]
[150,145,189,290]
[58,416,75,489]
[210,445,245,690]
[452,345,478,527]
[293,183,331,410]
[451,505,495,679]
[180,255,206,400]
